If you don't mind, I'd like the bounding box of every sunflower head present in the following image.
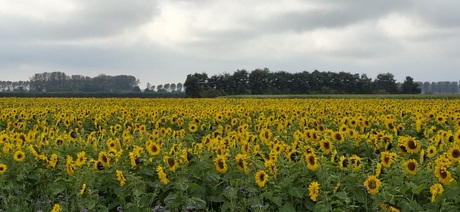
[364,175,381,195]
[308,181,320,202]
[13,150,26,162]
[214,155,228,174]
[255,170,268,188]
[403,159,417,175]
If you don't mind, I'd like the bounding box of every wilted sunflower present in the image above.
[308,181,320,202]
[0,163,7,174]
[430,183,444,203]
[13,150,26,162]
[447,145,460,162]
[116,170,126,186]
[434,165,454,184]
[214,155,228,174]
[364,175,381,195]
[305,153,320,171]
[146,141,160,156]
[403,159,417,175]
[319,139,332,154]
[255,170,268,188]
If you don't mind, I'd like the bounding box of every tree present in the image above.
[373,73,398,94]
[400,76,421,94]
[184,74,201,97]
[170,83,176,92]
[176,83,183,92]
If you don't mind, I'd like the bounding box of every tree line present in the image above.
[184,68,421,97]
[0,71,183,94]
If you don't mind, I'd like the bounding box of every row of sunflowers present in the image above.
[0,98,460,211]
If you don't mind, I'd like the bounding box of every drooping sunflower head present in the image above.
[235,154,249,173]
[97,151,110,167]
[364,175,381,195]
[287,150,301,163]
[338,155,349,171]
[214,155,228,174]
[305,153,320,171]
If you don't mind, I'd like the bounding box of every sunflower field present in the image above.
[1,98,460,211]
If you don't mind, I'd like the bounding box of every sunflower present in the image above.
[75,151,86,167]
[305,153,320,171]
[434,165,454,184]
[447,146,460,162]
[404,137,421,154]
[80,183,86,195]
[308,181,320,202]
[350,154,363,171]
[454,129,460,143]
[319,139,332,154]
[264,159,278,176]
[156,166,170,185]
[51,203,61,212]
[403,159,417,175]
[214,155,228,174]
[380,151,396,168]
[164,156,179,172]
[430,183,444,203]
[375,162,382,177]
[13,150,26,162]
[116,170,126,186]
[338,155,349,171]
[188,123,198,133]
[332,132,344,143]
[0,163,7,174]
[106,139,118,151]
[255,170,268,188]
[47,153,58,168]
[259,128,272,144]
[287,150,301,162]
[379,202,401,212]
[235,154,249,173]
[363,175,381,195]
[66,155,75,176]
[98,151,110,167]
[146,141,161,156]
[427,145,437,158]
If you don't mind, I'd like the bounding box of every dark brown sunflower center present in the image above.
[308,155,316,165]
[408,162,416,171]
[368,180,377,189]
[407,140,417,149]
[218,159,224,169]
[452,149,460,158]
[440,169,448,179]
[323,142,330,150]
[259,173,266,182]
[168,158,175,167]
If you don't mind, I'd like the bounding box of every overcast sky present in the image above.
[1,0,459,87]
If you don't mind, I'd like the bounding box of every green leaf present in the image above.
[411,183,426,194]
[139,193,156,208]
[288,187,304,198]
[335,191,348,200]
[280,203,295,212]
